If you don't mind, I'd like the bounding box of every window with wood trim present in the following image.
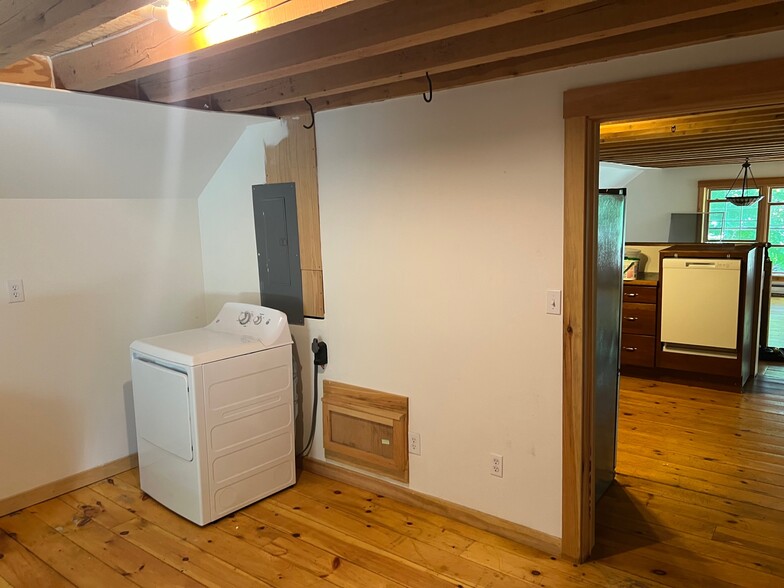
[699,177,784,274]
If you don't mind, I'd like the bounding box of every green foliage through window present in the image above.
[702,181,784,274]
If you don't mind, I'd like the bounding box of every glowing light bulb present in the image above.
[168,0,194,31]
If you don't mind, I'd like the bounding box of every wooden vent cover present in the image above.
[322,380,408,483]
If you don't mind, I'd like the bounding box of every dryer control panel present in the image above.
[209,302,290,346]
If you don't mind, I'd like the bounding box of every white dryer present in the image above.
[130,302,295,525]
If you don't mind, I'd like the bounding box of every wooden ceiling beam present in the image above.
[138,0,596,103]
[603,125,784,144]
[207,0,783,112]
[602,106,784,132]
[52,0,390,92]
[601,113,784,141]
[603,129,784,151]
[604,151,784,164]
[0,0,150,68]
[602,144,784,166]
[606,156,784,168]
[260,3,784,118]
[605,137,784,151]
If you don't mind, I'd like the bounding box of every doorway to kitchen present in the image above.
[561,55,784,563]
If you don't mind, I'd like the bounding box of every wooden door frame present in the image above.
[560,55,784,563]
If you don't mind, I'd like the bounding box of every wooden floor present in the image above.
[2,377,784,587]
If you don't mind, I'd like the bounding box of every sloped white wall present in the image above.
[198,121,284,318]
[196,29,784,539]
[0,83,256,200]
[625,161,784,242]
[599,162,647,189]
[0,85,265,500]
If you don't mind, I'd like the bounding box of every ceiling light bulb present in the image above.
[168,0,194,31]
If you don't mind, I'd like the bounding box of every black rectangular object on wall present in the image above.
[252,182,304,325]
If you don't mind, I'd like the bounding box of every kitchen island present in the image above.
[620,244,765,389]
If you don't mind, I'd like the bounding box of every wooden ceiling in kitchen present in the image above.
[3,1,784,120]
[600,105,784,168]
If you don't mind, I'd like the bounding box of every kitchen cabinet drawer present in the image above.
[623,284,657,304]
[621,333,655,368]
[621,302,656,336]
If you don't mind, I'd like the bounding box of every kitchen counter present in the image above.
[624,272,659,286]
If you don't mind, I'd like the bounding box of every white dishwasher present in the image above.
[660,257,741,356]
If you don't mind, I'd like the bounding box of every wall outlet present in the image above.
[7,279,24,303]
[408,432,421,455]
[491,453,504,478]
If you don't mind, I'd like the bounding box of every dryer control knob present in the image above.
[238,311,252,325]
[253,313,264,325]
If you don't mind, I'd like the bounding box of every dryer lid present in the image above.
[131,303,292,366]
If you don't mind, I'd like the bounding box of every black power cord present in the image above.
[298,338,327,457]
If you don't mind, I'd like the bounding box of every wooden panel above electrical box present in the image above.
[265,117,324,318]
[322,381,409,483]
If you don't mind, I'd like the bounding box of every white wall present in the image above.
[0,83,258,200]
[0,85,264,501]
[599,162,646,189]
[625,161,784,242]
[195,29,784,539]
[0,199,206,498]
[312,88,566,534]
[198,121,285,319]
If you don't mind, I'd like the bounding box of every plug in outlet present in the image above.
[408,432,421,455]
[491,453,503,478]
[7,279,24,303]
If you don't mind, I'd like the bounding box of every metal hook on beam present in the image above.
[303,97,315,129]
[423,72,433,103]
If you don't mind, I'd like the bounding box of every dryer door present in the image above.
[132,358,194,461]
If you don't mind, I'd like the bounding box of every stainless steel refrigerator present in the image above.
[594,188,626,501]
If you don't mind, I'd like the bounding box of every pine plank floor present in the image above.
[1,376,784,586]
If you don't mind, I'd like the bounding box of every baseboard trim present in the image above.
[302,457,561,556]
[0,453,139,517]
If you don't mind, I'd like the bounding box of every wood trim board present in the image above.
[264,117,325,318]
[0,454,138,518]
[561,115,598,562]
[561,56,784,563]
[302,456,561,556]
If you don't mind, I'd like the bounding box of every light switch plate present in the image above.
[546,290,561,315]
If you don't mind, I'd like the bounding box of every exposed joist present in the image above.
[138,0,595,103]
[52,0,390,92]
[264,2,784,118]
[205,0,781,112]
[598,82,784,168]
[0,0,150,68]
[601,134,784,167]
[602,128,784,150]
[601,107,784,141]
[604,153,784,167]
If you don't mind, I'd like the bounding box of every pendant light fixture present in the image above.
[167,0,194,31]
[726,158,762,207]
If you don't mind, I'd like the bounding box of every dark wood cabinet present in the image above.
[621,278,658,369]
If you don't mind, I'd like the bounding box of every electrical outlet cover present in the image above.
[7,279,24,303]
[491,453,503,478]
[408,432,421,455]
